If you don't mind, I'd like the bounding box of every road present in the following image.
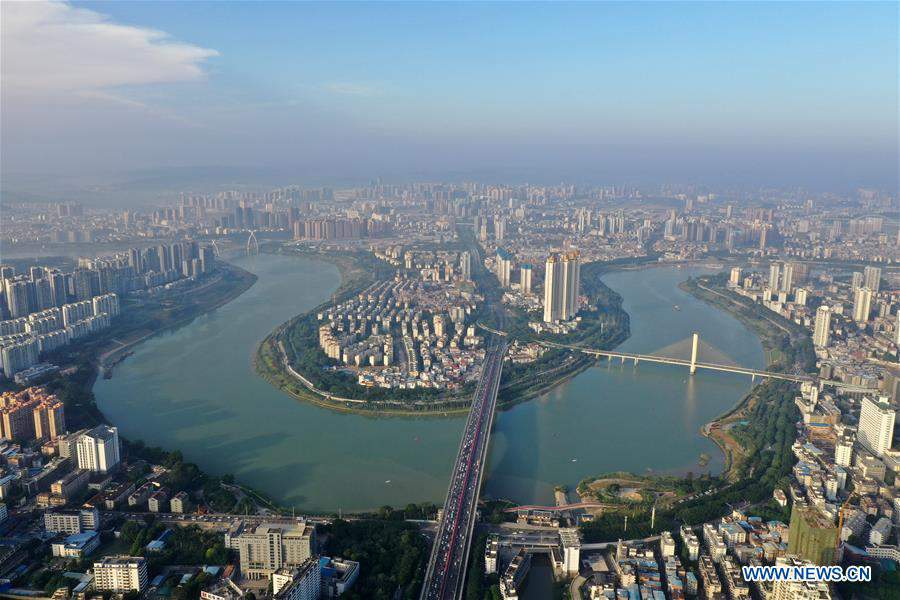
[420,340,507,600]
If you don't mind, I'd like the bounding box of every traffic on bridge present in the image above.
[420,339,507,600]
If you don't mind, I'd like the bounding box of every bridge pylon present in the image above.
[689,332,699,375]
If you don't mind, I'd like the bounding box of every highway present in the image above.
[420,339,507,600]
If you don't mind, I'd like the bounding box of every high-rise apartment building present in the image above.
[853,287,873,323]
[768,263,780,292]
[519,264,533,295]
[770,556,832,600]
[864,266,882,294]
[495,249,512,289]
[543,255,561,323]
[0,388,65,441]
[780,262,794,293]
[459,251,471,281]
[812,306,831,348]
[858,396,895,457]
[561,252,581,320]
[76,425,120,473]
[543,252,581,323]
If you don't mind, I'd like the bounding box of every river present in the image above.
[95,254,763,512]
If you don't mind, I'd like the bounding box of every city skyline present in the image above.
[1,2,900,597]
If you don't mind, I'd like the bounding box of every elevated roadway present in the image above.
[420,340,507,600]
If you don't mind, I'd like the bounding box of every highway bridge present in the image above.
[541,334,874,393]
[420,339,507,600]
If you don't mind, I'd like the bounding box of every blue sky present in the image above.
[2,1,897,190]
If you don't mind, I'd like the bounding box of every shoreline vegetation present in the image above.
[254,241,644,416]
[577,272,809,543]
[681,273,815,481]
[39,261,284,514]
[62,248,805,527]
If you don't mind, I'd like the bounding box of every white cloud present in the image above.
[1,0,218,93]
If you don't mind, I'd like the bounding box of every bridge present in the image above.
[420,339,507,600]
[540,333,873,393]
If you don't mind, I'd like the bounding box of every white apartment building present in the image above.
[93,556,148,593]
[853,287,873,324]
[813,306,831,348]
[858,396,896,457]
[76,425,120,473]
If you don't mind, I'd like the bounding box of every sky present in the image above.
[1,1,898,193]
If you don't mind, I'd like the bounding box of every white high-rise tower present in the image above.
[813,306,831,348]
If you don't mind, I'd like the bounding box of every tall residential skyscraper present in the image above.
[853,287,873,323]
[543,255,561,323]
[495,248,512,289]
[851,271,864,291]
[4,279,31,318]
[770,556,832,600]
[519,264,533,295]
[858,396,896,457]
[494,216,506,241]
[768,263,780,292]
[459,251,471,281]
[543,252,580,323]
[561,252,581,320]
[813,306,831,348]
[780,262,794,293]
[864,266,882,293]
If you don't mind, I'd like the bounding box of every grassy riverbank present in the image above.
[680,273,813,481]
[254,242,635,415]
[576,270,810,541]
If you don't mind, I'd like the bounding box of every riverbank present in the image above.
[573,267,798,512]
[97,263,258,377]
[254,243,632,416]
[252,245,477,415]
[680,274,812,481]
[42,262,281,513]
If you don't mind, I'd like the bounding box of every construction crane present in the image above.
[835,490,860,551]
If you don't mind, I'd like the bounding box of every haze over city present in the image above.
[2,1,898,196]
[1,2,900,600]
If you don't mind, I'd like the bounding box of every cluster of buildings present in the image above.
[316,278,484,391]
[487,248,584,333]
[716,257,900,577]
[653,189,897,265]
[0,387,65,442]
[575,513,829,600]
[484,528,581,600]
[0,240,218,378]
[0,293,119,379]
